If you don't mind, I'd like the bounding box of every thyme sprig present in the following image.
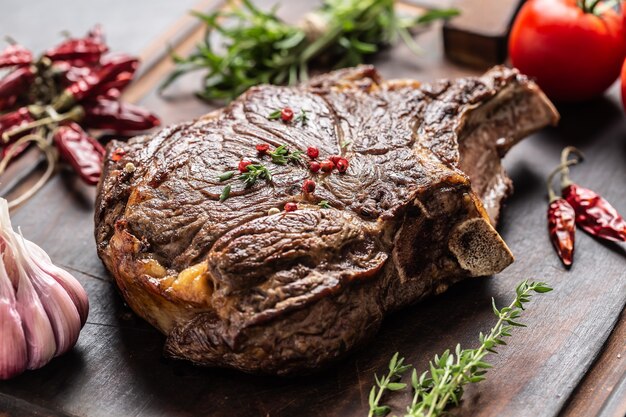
[240,164,272,187]
[218,163,272,201]
[269,145,303,165]
[368,280,552,417]
[294,109,309,125]
[368,353,412,417]
[161,0,459,101]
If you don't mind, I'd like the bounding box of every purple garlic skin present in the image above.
[0,198,89,379]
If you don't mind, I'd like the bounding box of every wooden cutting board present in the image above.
[1,1,625,416]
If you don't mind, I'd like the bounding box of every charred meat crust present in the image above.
[95,65,558,374]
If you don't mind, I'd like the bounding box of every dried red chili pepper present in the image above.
[53,122,104,185]
[0,66,35,100]
[45,27,108,65]
[547,198,576,266]
[0,96,17,112]
[546,154,581,266]
[53,55,138,110]
[0,43,33,68]
[560,147,626,242]
[81,99,160,133]
[563,183,626,242]
[0,107,34,142]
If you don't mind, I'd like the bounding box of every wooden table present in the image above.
[1,1,625,416]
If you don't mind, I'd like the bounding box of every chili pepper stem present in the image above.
[0,131,57,209]
[547,157,581,202]
[559,146,584,189]
[2,106,84,143]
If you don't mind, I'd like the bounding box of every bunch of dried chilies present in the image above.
[547,146,626,266]
[0,26,160,207]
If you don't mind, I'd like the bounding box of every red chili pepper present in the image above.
[563,184,626,242]
[256,143,270,154]
[0,96,17,112]
[309,161,321,173]
[284,202,298,212]
[53,122,104,185]
[335,157,349,173]
[547,198,576,266]
[1,141,30,162]
[0,66,35,100]
[302,179,316,193]
[45,27,108,65]
[306,146,319,159]
[559,146,626,243]
[81,99,160,133]
[238,159,252,173]
[320,160,334,173]
[54,55,139,110]
[281,107,294,122]
[0,43,33,68]
[0,107,34,142]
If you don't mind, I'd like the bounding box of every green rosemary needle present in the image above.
[161,0,459,101]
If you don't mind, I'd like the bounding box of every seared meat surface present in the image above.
[95,66,558,374]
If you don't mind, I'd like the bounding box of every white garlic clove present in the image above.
[0,256,27,380]
[25,240,89,326]
[12,258,56,370]
[25,254,82,358]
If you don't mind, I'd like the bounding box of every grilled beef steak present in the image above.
[95,66,558,374]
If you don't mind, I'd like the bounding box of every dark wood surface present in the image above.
[1,1,626,417]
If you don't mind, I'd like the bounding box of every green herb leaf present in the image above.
[295,109,309,125]
[219,171,235,181]
[240,164,272,187]
[219,184,231,202]
[367,280,551,417]
[268,109,282,120]
[162,0,461,101]
[318,200,331,209]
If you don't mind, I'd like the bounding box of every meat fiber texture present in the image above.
[95,66,558,374]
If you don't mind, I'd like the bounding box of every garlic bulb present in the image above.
[0,198,89,380]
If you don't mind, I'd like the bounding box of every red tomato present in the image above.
[622,59,626,111]
[509,0,626,102]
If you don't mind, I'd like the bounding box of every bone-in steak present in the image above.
[95,66,558,374]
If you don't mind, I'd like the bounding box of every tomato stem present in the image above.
[582,0,619,15]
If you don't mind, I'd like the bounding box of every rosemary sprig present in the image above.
[368,353,412,417]
[161,0,459,101]
[368,280,552,417]
[268,145,303,165]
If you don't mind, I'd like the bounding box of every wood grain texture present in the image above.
[1,1,626,417]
